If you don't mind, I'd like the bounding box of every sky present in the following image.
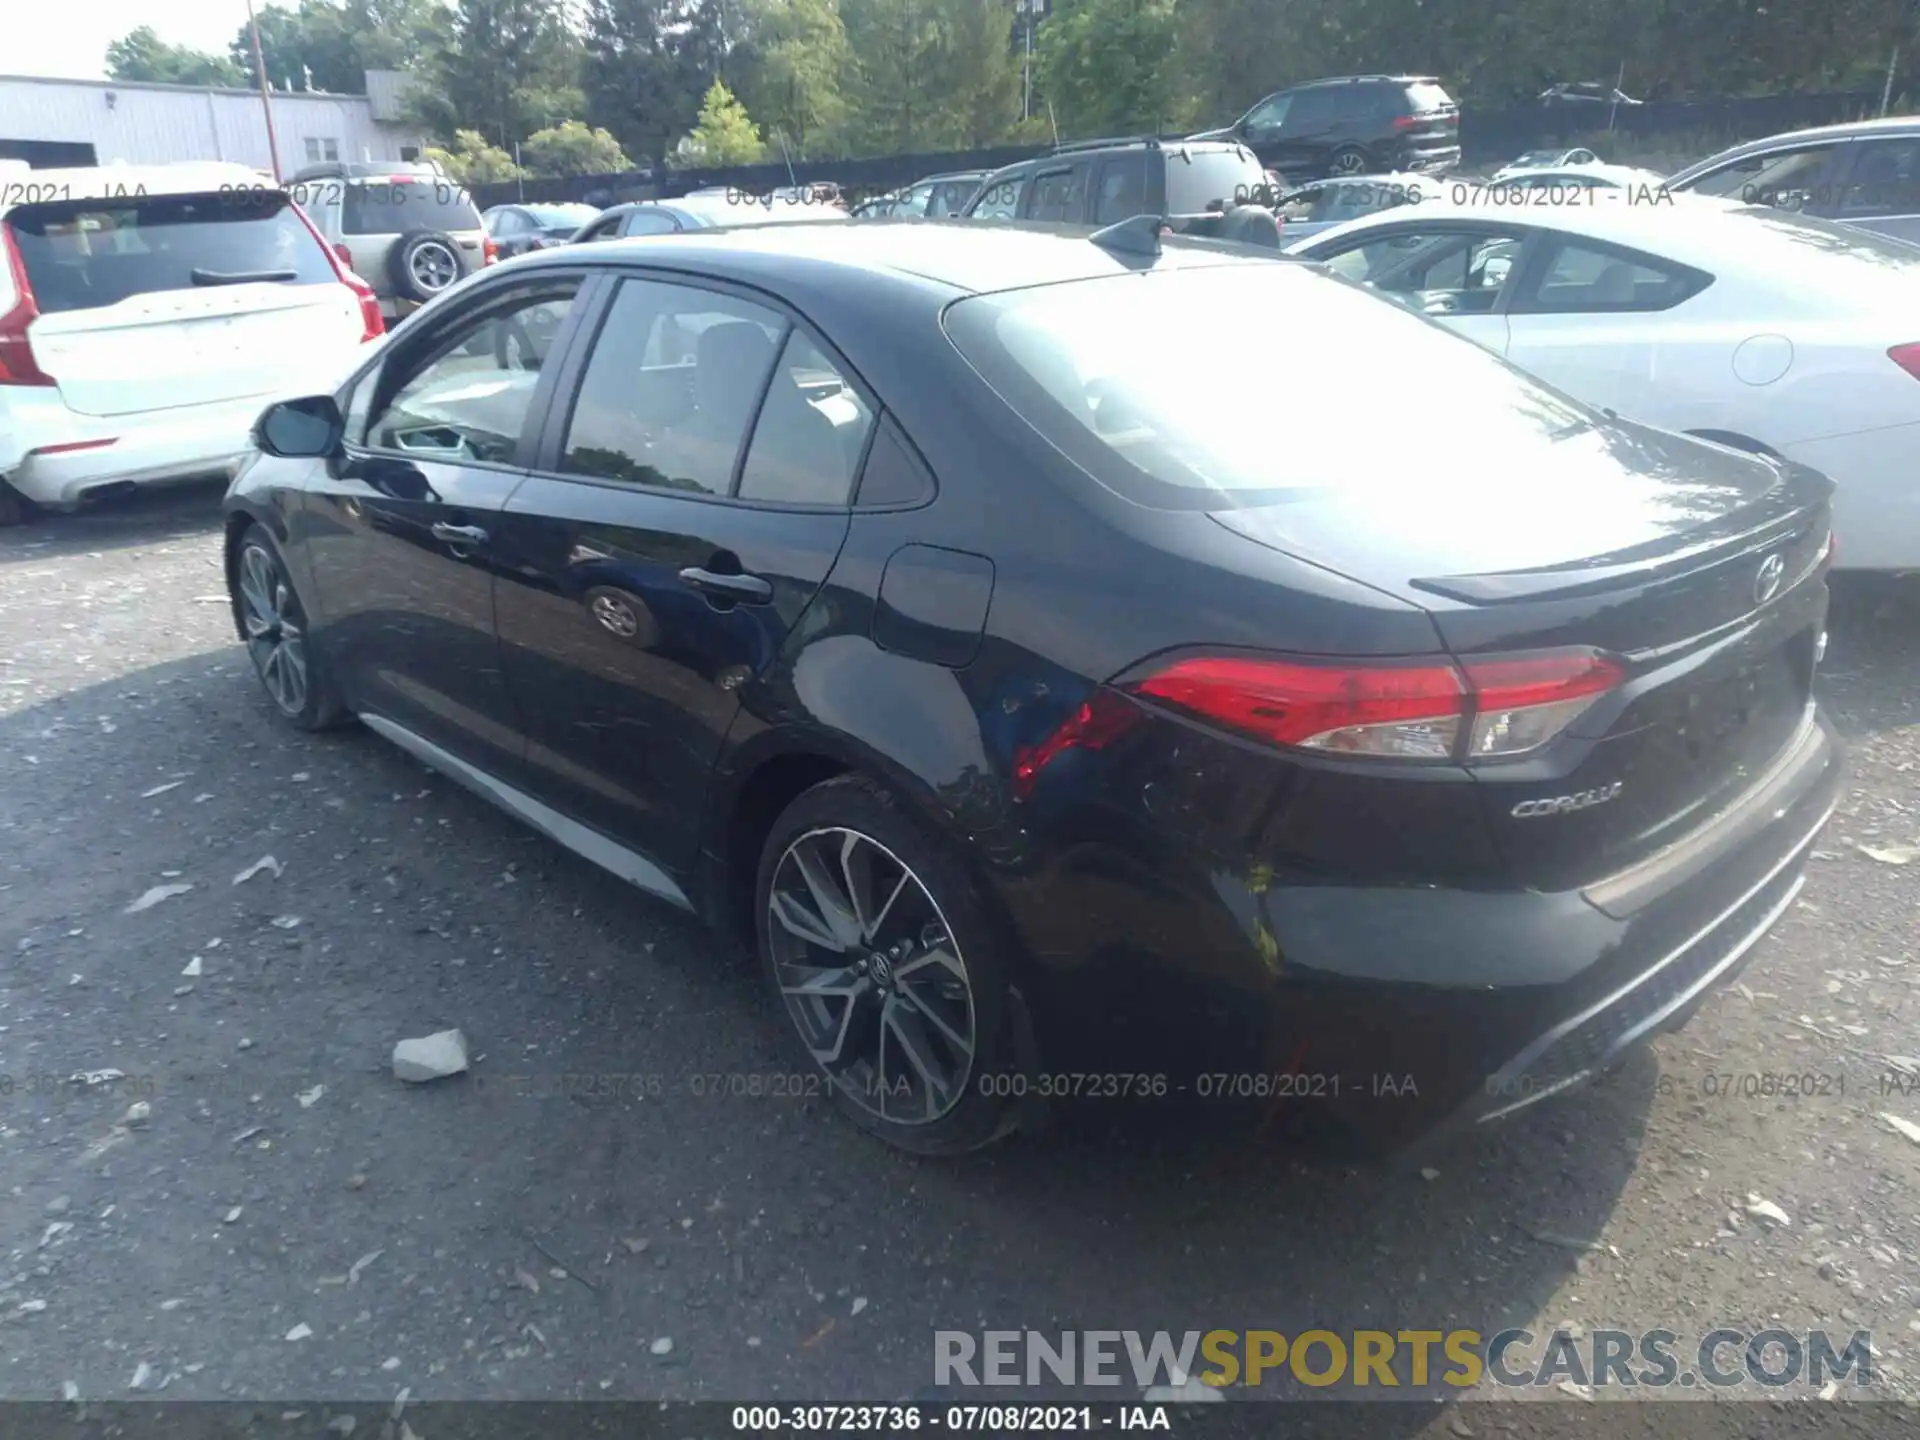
[9,1,252,82]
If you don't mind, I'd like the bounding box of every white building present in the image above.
[0,70,429,177]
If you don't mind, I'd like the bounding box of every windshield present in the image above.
[1406,83,1454,112]
[340,178,482,235]
[6,190,336,313]
[943,262,1589,510]
[527,204,597,230]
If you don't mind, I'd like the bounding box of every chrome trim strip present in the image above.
[358,712,693,911]
[1477,803,1831,1123]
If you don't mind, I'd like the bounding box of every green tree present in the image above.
[232,0,440,95]
[841,0,1017,154]
[106,26,246,87]
[682,80,768,165]
[1038,0,1187,139]
[521,120,633,175]
[732,0,851,157]
[936,0,1023,146]
[423,128,528,183]
[409,0,585,149]
[581,0,733,170]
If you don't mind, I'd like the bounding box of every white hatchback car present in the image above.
[0,161,382,525]
[1287,193,1920,570]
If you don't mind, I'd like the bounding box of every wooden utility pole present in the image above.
[245,0,284,181]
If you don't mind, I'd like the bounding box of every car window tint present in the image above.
[929,180,978,217]
[1093,154,1150,223]
[492,210,527,235]
[366,282,581,465]
[1167,148,1269,213]
[970,175,1027,219]
[1285,89,1336,128]
[622,209,679,236]
[561,278,784,495]
[1517,239,1699,312]
[736,331,875,506]
[1243,94,1291,135]
[1836,137,1920,215]
[855,414,936,506]
[1682,145,1836,209]
[1028,168,1086,222]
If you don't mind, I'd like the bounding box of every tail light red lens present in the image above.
[0,223,55,387]
[1887,342,1920,380]
[1391,114,1422,131]
[291,202,384,341]
[1121,647,1624,763]
[483,236,499,266]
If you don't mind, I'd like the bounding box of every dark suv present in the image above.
[959,137,1277,242]
[1192,75,1460,182]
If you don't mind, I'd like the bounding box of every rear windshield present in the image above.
[1405,82,1455,111]
[526,204,597,230]
[1166,147,1268,214]
[7,191,336,313]
[341,178,482,235]
[943,261,1588,510]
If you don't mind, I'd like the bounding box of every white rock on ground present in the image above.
[392,1029,470,1083]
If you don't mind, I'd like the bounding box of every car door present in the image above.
[489,207,529,255]
[1823,134,1920,243]
[1500,233,1713,421]
[1310,221,1533,354]
[1236,92,1294,169]
[489,271,876,879]
[300,270,592,778]
[1270,87,1338,174]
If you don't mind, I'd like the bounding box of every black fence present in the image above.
[470,90,1882,211]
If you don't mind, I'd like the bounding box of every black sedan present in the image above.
[572,193,848,241]
[482,203,601,258]
[223,220,1842,1156]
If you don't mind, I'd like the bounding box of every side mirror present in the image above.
[255,395,344,459]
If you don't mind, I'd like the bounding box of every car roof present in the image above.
[1671,115,1920,176]
[1289,74,1438,88]
[0,161,271,213]
[510,216,1277,296]
[1490,163,1666,185]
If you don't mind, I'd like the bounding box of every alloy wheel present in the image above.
[410,241,458,292]
[766,827,977,1124]
[237,543,310,717]
[1329,150,1368,176]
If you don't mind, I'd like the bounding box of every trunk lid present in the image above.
[7,189,361,416]
[1211,420,1833,889]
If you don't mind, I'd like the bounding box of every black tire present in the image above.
[754,774,1021,1155]
[231,523,350,732]
[1326,145,1371,177]
[0,479,34,528]
[1217,204,1283,249]
[387,229,468,305]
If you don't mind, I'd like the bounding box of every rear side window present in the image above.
[1094,155,1150,223]
[1027,168,1086,222]
[7,191,336,313]
[1167,148,1267,214]
[342,179,482,236]
[1513,239,1709,314]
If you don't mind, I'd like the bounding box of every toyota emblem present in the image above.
[1753,552,1786,605]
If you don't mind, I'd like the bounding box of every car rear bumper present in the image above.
[1001,704,1843,1153]
[4,393,267,507]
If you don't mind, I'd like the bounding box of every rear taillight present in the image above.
[0,224,54,387]
[483,237,499,266]
[1391,114,1422,131]
[1121,647,1624,763]
[1888,342,1920,380]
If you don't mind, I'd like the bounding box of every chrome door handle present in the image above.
[431,522,488,546]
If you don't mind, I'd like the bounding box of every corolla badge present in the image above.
[1753,552,1787,605]
[1511,781,1623,819]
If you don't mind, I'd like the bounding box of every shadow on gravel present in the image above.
[0,480,228,566]
[1819,573,1920,741]
[2,648,1651,1411]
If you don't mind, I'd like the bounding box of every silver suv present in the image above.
[1666,116,1920,246]
[289,161,490,321]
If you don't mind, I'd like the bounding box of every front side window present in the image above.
[1242,93,1292,138]
[1094,155,1149,223]
[1835,137,1920,216]
[561,278,784,495]
[364,281,581,464]
[1679,145,1840,210]
[969,174,1028,219]
[1315,226,1525,312]
[1027,167,1086,222]
[621,209,681,237]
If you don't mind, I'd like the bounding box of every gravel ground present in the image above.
[2,484,1918,1432]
